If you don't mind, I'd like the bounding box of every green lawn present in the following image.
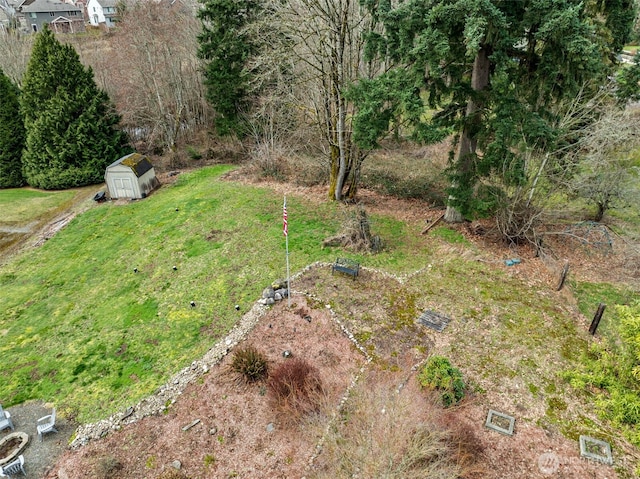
[0,166,433,422]
[0,188,78,226]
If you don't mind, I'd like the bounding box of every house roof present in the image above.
[88,0,117,7]
[21,0,81,12]
[107,153,154,178]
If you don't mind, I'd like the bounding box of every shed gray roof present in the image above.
[22,0,81,12]
[107,153,154,178]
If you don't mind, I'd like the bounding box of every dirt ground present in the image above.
[5,173,638,479]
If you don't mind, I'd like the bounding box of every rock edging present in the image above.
[68,261,398,449]
[69,301,268,448]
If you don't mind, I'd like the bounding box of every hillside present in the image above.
[1,165,639,478]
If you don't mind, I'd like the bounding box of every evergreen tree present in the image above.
[197,0,262,136]
[354,0,637,220]
[20,27,130,190]
[0,67,25,188]
[616,53,640,103]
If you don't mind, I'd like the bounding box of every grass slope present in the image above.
[0,166,430,422]
[0,188,81,226]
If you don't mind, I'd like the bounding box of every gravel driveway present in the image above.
[0,401,74,478]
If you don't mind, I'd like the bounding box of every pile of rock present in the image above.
[259,279,289,305]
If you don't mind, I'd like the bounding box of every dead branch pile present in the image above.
[323,207,382,253]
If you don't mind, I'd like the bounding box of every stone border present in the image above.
[69,300,269,448]
[485,409,515,436]
[579,435,613,465]
[69,261,379,449]
[0,431,29,466]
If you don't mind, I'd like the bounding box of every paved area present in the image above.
[0,401,74,478]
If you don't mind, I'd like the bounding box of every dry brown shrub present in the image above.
[230,345,270,383]
[359,140,450,204]
[289,155,328,187]
[267,358,324,423]
[495,195,543,246]
[308,369,462,479]
[247,144,292,181]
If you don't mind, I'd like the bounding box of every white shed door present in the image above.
[114,177,134,198]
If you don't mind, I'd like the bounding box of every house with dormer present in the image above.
[86,0,117,28]
[20,0,84,33]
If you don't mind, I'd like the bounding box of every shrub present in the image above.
[418,356,465,407]
[267,358,323,420]
[290,156,327,187]
[186,146,203,161]
[231,346,269,382]
[565,302,640,447]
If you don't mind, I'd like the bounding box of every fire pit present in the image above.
[0,432,29,467]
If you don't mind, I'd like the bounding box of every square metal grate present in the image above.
[579,436,613,465]
[418,310,451,332]
[485,409,515,436]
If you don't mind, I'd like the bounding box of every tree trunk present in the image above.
[445,46,490,223]
[328,144,340,200]
[594,203,605,222]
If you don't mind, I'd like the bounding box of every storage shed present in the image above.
[105,153,159,200]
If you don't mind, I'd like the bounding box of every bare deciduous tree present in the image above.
[0,30,32,86]
[487,84,621,244]
[107,1,210,153]
[0,0,17,30]
[567,107,640,221]
[263,0,376,200]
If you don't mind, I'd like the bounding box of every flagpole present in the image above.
[284,196,291,308]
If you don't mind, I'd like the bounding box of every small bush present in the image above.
[267,358,324,420]
[418,356,465,407]
[231,346,269,382]
[203,453,216,467]
[186,146,203,161]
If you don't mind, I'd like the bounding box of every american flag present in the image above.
[283,197,288,237]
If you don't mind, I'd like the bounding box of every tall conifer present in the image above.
[21,27,130,189]
[0,67,25,188]
[197,0,261,136]
[354,0,637,219]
